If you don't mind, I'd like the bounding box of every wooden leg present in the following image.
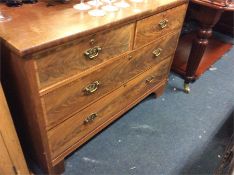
[184,6,223,93]
[152,83,166,98]
[49,160,65,175]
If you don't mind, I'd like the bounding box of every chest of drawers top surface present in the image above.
[0,0,186,56]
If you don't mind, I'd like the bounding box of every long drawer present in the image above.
[134,4,187,49]
[34,23,135,89]
[42,32,180,129]
[47,56,172,159]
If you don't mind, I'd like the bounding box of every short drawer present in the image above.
[35,23,134,89]
[134,4,187,49]
[47,57,172,159]
[42,32,180,130]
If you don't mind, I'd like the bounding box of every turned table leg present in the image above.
[184,6,223,93]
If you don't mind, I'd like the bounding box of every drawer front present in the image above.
[48,57,172,159]
[42,32,180,129]
[134,4,187,49]
[35,23,134,89]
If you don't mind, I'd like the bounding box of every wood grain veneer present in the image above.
[48,57,172,161]
[134,4,187,49]
[35,24,134,89]
[1,1,188,174]
[43,32,180,130]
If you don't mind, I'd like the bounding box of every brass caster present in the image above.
[184,83,190,94]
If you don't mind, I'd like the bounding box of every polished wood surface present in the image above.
[48,57,172,160]
[1,1,188,174]
[134,4,186,48]
[0,0,186,56]
[0,83,30,175]
[172,1,233,93]
[43,32,180,129]
[36,24,134,89]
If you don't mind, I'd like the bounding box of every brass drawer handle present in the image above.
[84,81,100,95]
[84,113,98,124]
[146,76,155,84]
[153,48,162,57]
[159,19,168,29]
[84,46,102,60]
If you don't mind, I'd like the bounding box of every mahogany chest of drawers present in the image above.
[0,1,188,174]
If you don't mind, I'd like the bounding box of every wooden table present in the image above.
[172,0,234,93]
